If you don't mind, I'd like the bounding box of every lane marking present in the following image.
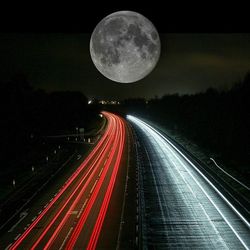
[14,234,21,240]
[8,212,28,232]
[77,199,88,219]
[135,236,138,246]
[59,227,73,250]
[98,167,104,177]
[90,180,98,194]
[31,216,37,222]
[5,243,12,250]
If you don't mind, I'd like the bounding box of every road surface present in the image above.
[6,112,126,250]
[127,115,250,249]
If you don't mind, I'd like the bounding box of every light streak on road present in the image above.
[210,157,250,190]
[8,112,126,250]
[87,118,125,250]
[65,116,125,249]
[127,115,250,249]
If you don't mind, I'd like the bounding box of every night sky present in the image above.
[1,5,249,100]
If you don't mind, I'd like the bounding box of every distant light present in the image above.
[97,100,121,105]
[88,100,92,104]
[99,114,103,118]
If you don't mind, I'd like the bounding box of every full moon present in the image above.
[90,11,161,83]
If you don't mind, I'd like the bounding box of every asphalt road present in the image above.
[4,112,126,250]
[127,115,250,250]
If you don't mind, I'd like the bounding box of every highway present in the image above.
[6,112,126,250]
[127,115,250,249]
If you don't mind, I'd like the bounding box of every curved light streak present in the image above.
[127,115,250,250]
[9,112,126,250]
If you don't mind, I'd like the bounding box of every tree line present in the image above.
[0,74,99,169]
[122,72,250,169]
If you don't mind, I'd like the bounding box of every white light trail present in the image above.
[210,157,250,190]
[127,115,250,250]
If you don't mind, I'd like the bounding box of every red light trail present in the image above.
[9,112,126,250]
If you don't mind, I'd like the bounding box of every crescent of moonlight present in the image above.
[90,11,161,83]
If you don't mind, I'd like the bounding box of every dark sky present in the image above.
[1,5,250,100]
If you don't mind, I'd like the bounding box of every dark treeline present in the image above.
[122,72,250,168]
[0,74,100,168]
